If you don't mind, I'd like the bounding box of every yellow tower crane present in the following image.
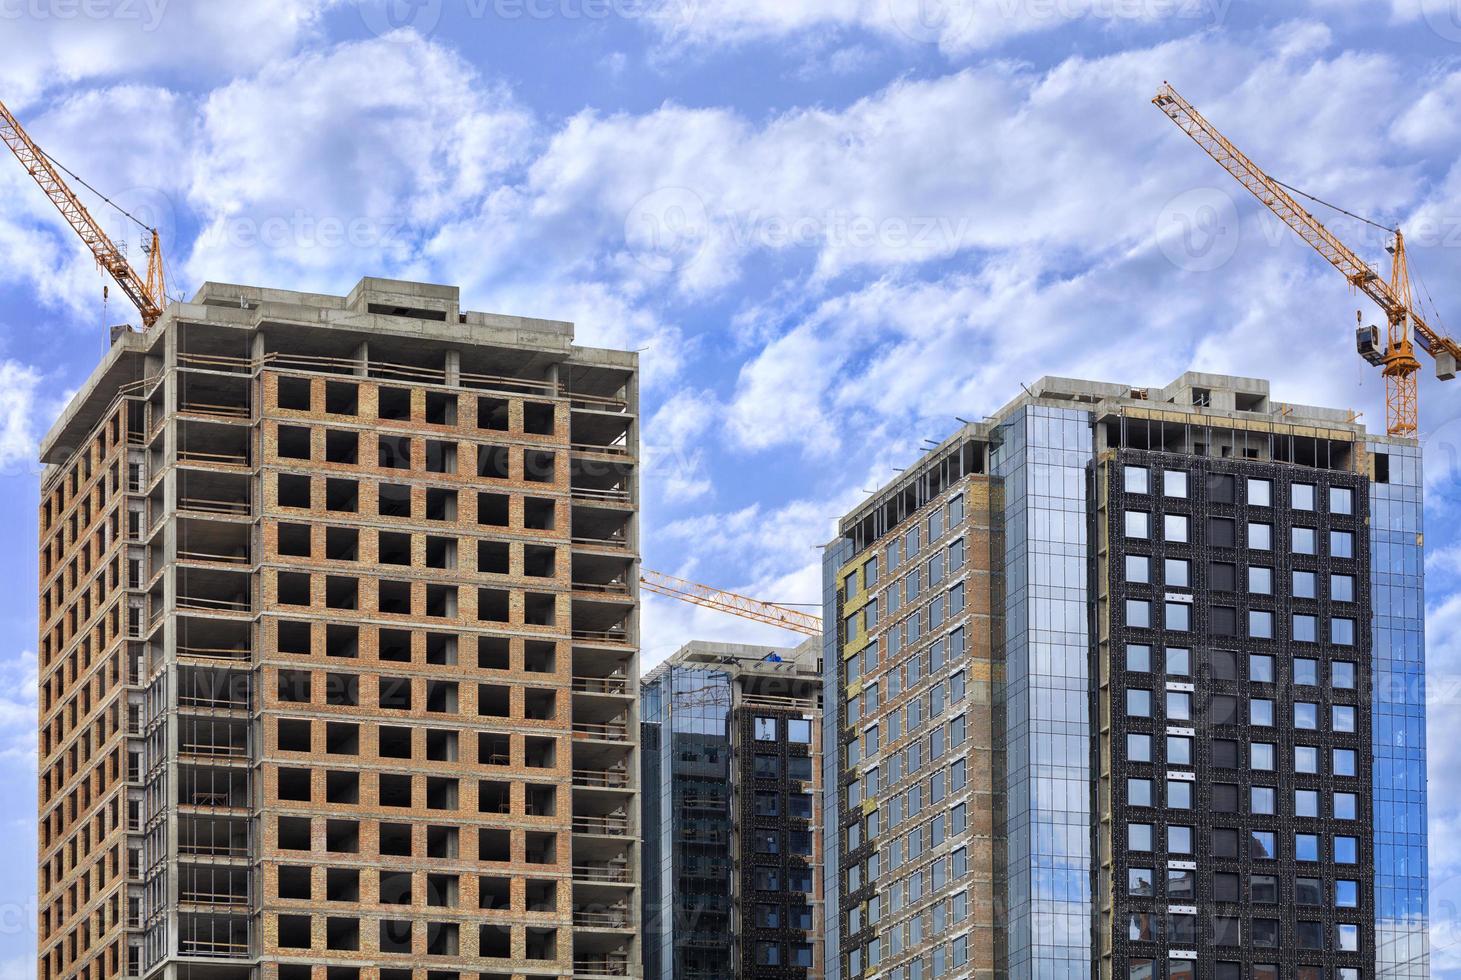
[1153,82,1461,438]
[641,569,822,637]
[0,98,167,328]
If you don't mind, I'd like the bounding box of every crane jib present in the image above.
[1154,82,1457,437]
[0,98,166,328]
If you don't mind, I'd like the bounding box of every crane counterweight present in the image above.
[1154,82,1461,437]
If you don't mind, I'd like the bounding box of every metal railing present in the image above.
[567,392,629,412]
[572,675,629,695]
[177,548,252,566]
[178,838,250,859]
[572,814,630,835]
[573,863,632,883]
[175,595,252,614]
[178,353,252,376]
[570,486,632,503]
[570,532,631,550]
[571,721,630,742]
[571,628,631,645]
[178,496,252,517]
[177,645,251,662]
[573,908,632,928]
[178,400,251,421]
[177,449,250,467]
[179,741,249,760]
[178,936,250,959]
[179,888,250,908]
[571,442,633,458]
[571,581,631,596]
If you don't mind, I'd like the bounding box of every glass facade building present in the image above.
[990,406,1095,979]
[1366,441,1430,979]
[822,373,1429,980]
[826,440,999,980]
[640,640,823,980]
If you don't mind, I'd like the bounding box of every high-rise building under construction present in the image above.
[37,278,642,980]
[822,373,1428,980]
[639,639,824,980]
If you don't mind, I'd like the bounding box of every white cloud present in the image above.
[0,85,194,324]
[639,591,807,670]
[660,493,853,584]
[1426,588,1461,979]
[0,0,342,107]
[1394,70,1461,151]
[185,31,535,293]
[641,492,847,667]
[719,225,1390,460]
[1429,543,1461,577]
[508,22,1438,308]
[645,388,718,502]
[0,955,34,980]
[0,362,47,477]
[645,0,1235,56]
[0,650,38,767]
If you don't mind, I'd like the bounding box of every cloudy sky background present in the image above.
[4,0,1461,973]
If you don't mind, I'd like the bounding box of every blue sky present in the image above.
[4,0,1461,973]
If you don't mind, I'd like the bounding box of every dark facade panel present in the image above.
[1095,449,1373,980]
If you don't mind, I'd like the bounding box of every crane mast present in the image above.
[1153,82,1460,437]
[0,98,167,328]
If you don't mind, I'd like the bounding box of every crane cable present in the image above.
[1271,175,1452,336]
[1413,264,1450,338]
[1270,176,1392,233]
[37,147,153,232]
[38,147,183,303]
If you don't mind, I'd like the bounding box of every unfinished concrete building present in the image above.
[640,640,823,980]
[37,278,641,980]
